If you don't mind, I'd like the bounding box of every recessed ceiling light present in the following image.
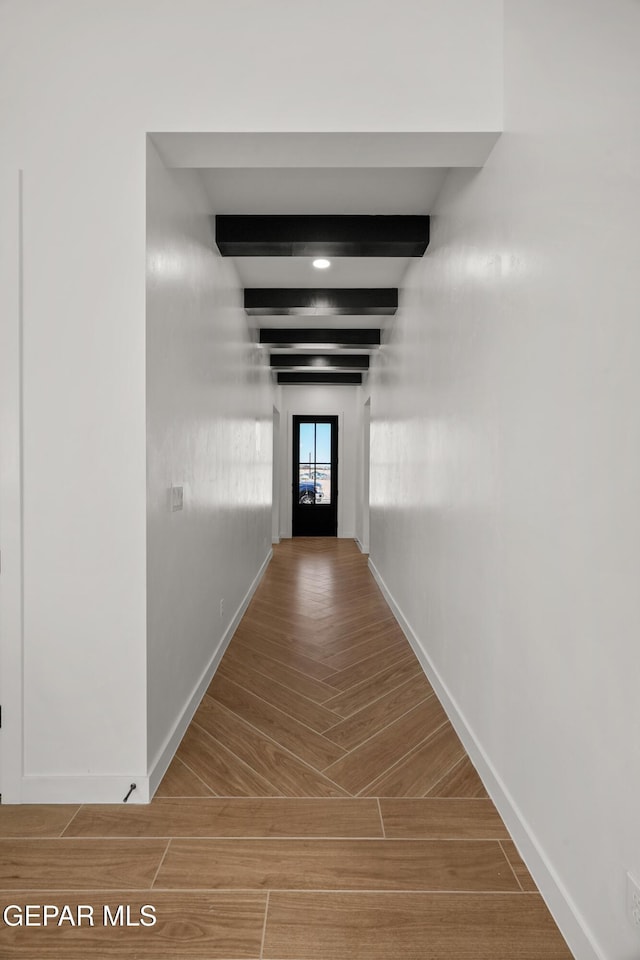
[312,258,331,270]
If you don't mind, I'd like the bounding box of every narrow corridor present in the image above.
[0,540,573,958]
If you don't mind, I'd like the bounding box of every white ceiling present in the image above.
[230,256,412,290]
[199,167,447,215]
[152,131,499,168]
[150,131,497,373]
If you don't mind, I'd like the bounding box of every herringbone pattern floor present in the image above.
[0,538,574,959]
[162,538,484,800]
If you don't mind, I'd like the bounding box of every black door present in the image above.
[292,416,338,537]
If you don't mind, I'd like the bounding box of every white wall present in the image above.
[0,0,502,801]
[146,142,272,781]
[279,386,360,540]
[369,2,640,958]
[271,406,281,543]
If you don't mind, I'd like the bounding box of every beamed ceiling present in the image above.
[214,209,431,386]
[150,135,500,387]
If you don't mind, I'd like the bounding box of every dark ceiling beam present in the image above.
[245,288,397,316]
[270,354,369,370]
[277,372,363,385]
[260,329,381,347]
[216,215,430,257]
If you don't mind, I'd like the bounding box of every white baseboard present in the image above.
[368,556,604,960]
[272,537,280,545]
[20,775,151,804]
[147,548,273,799]
[17,550,274,806]
[354,537,369,555]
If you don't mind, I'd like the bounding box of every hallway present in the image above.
[0,540,572,958]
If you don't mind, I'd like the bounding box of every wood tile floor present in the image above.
[0,538,574,958]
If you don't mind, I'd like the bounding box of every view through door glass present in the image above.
[292,416,338,537]
[298,421,332,504]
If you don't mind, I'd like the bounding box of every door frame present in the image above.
[361,396,371,553]
[271,405,280,544]
[284,412,345,538]
[0,169,24,803]
[292,415,338,537]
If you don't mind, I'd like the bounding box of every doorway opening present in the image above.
[292,415,338,537]
[361,397,371,553]
[272,406,281,544]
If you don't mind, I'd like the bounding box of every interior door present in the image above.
[292,416,338,537]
